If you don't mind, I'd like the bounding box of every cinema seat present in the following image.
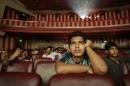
[7,61,33,73]
[35,61,56,86]
[49,73,115,86]
[0,72,42,86]
[122,62,130,75]
[122,74,130,86]
[34,58,53,68]
[0,62,2,71]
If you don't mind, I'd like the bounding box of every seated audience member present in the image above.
[104,41,130,86]
[9,48,32,63]
[54,48,62,61]
[0,50,8,64]
[55,31,107,75]
[0,50,9,72]
[0,48,32,72]
[32,48,39,55]
[58,47,65,55]
[42,46,56,61]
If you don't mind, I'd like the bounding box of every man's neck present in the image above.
[47,51,52,55]
[73,56,83,63]
[109,56,120,64]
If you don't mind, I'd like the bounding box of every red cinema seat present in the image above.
[7,61,33,73]
[122,74,130,86]
[49,73,115,86]
[0,62,2,71]
[0,72,42,86]
[35,61,56,86]
[34,58,53,68]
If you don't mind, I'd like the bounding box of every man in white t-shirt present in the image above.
[42,46,56,61]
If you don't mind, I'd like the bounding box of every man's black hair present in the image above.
[105,41,118,50]
[47,46,53,50]
[68,30,87,44]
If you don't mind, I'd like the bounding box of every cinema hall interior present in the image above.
[0,0,130,86]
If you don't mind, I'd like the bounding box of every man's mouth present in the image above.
[75,50,80,53]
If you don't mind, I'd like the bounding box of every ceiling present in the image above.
[19,0,130,10]
[20,0,130,10]
[2,0,130,39]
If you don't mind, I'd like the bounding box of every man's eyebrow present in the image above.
[70,41,75,43]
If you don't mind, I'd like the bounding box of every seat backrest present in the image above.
[34,58,53,68]
[121,62,130,75]
[122,74,130,86]
[35,61,56,86]
[7,61,33,73]
[0,72,42,86]
[49,73,115,86]
[0,61,2,71]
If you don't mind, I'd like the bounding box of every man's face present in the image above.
[47,48,52,53]
[69,36,85,58]
[107,46,119,57]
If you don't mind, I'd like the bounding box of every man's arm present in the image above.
[55,61,93,74]
[9,49,21,61]
[85,40,108,75]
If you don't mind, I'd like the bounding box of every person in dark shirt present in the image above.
[9,48,32,62]
[104,41,130,86]
[1,48,32,72]
[55,31,107,75]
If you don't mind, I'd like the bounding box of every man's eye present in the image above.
[70,42,75,45]
[79,42,84,45]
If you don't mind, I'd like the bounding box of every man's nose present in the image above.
[75,43,79,48]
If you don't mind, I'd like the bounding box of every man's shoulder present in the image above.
[60,52,72,61]
[103,55,108,59]
[62,52,71,57]
[103,56,112,63]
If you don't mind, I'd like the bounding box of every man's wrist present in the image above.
[85,46,92,49]
[85,66,90,72]
[85,46,91,47]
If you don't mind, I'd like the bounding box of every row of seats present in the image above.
[0,58,56,86]
[0,57,53,72]
[0,72,130,86]
[49,73,115,86]
[49,73,130,86]
[0,72,42,86]
[1,58,130,86]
